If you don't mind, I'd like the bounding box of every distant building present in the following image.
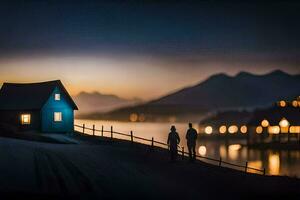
[0,80,78,133]
[248,97,300,127]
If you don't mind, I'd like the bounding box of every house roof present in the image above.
[0,80,78,110]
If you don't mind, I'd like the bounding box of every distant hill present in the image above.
[73,91,142,116]
[149,70,300,110]
[80,70,300,121]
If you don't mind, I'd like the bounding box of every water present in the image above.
[75,119,300,177]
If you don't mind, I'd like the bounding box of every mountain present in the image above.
[149,70,300,110]
[82,70,300,122]
[73,91,142,116]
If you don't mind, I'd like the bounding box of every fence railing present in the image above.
[74,124,266,175]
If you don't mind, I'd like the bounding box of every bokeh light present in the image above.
[204,126,213,134]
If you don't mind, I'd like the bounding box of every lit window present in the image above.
[21,114,31,124]
[55,93,61,101]
[54,112,62,122]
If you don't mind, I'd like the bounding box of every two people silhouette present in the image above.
[167,123,198,162]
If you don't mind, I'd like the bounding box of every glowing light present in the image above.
[240,125,248,134]
[229,144,242,151]
[268,126,280,134]
[219,125,227,134]
[289,126,300,134]
[168,116,177,123]
[268,153,280,175]
[219,145,227,158]
[279,118,289,128]
[228,125,238,134]
[138,114,146,122]
[292,100,298,107]
[129,113,138,122]
[54,112,62,122]
[198,146,207,156]
[279,100,286,107]
[21,114,31,124]
[256,126,263,134]
[248,161,263,174]
[261,119,269,127]
[228,144,241,160]
[204,126,213,134]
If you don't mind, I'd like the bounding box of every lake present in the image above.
[75,119,300,177]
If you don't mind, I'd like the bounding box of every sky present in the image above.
[0,0,299,100]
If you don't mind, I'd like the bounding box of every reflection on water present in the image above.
[198,146,207,156]
[248,160,263,174]
[75,119,300,177]
[219,145,227,158]
[269,153,280,175]
[228,144,242,160]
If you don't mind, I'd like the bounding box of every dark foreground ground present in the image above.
[0,132,299,200]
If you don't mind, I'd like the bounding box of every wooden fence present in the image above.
[74,124,265,175]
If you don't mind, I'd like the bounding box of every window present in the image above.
[55,93,61,101]
[21,114,31,124]
[54,112,62,122]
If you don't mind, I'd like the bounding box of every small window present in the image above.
[54,112,62,122]
[55,93,61,101]
[21,114,31,124]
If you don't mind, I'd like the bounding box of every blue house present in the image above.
[0,80,78,133]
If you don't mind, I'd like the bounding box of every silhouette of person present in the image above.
[186,123,198,162]
[167,125,180,162]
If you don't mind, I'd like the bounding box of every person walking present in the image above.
[186,123,198,162]
[167,125,180,162]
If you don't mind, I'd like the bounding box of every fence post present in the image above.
[130,131,133,143]
[101,125,104,137]
[219,157,222,166]
[182,147,184,160]
[92,124,95,136]
[151,137,154,148]
[111,126,113,139]
[245,161,248,173]
[83,124,85,134]
[263,168,266,175]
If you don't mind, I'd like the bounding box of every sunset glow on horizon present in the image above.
[0,55,298,100]
[0,1,299,100]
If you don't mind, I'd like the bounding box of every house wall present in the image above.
[41,87,74,133]
[0,110,40,131]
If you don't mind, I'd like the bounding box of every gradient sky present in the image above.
[0,1,299,100]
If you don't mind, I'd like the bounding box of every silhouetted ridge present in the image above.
[84,70,300,121]
[267,69,290,77]
[148,70,300,109]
